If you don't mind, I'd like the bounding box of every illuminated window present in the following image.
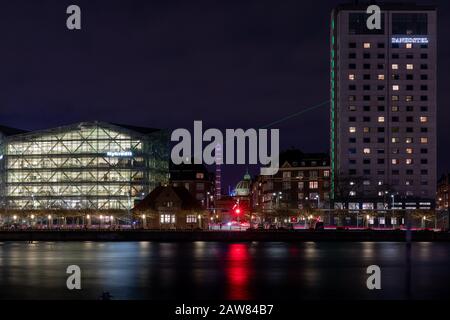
[392,95,399,101]
[378,74,385,80]
[406,43,413,49]
[421,137,428,144]
[349,127,356,133]
[378,116,385,123]
[160,214,176,224]
[363,127,370,133]
[196,173,204,179]
[186,215,197,223]
[406,159,413,165]
[420,116,428,123]
[349,105,356,111]
[406,96,413,102]
[363,148,371,154]
[323,170,330,177]
[392,85,399,91]
[406,148,413,154]
[392,137,400,143]
[392,159,399,165]
[392,64,398,70]
[392,106,399,112]
[349,74,355,80]
[406,137,413,144]
[309,181,318,189]
[406,64,414,70]
[363,43,371,49]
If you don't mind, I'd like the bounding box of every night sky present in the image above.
[1,0,449,189]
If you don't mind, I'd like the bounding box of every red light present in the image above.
[235,208,241,214]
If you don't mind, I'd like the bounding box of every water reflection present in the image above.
[0,241,449,300]
[226,244,250,300]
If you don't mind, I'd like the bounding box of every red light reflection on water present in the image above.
[226,243,250,300]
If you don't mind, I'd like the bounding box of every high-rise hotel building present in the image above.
[330,3,436,210]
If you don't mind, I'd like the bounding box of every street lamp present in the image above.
[422,215,426,229]
[141,214,146,229]
[197,214,202,229]
[315,194,321,209]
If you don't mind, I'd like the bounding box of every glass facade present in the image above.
[0,122,169,211]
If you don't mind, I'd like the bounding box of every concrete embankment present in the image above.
[0,230,449,241]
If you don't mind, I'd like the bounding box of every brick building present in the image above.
[254,150,331,215]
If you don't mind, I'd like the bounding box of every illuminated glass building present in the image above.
[0,122,169,214]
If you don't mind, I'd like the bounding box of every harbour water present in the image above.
[0,241,448,300]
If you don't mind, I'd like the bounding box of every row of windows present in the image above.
[348,105,429,112]
[298,181,325,189]
[348,149,429,156]
[354,63,429,70]
[349,146,429,155]
[348,169,429,176]
[348,116,428,123]
[281,181,327,190]
[348,95,429,102]
[298,192,330,200]
[348,84,428,91]
[348,52,428,59]
[159,214,205,224]
[349,42,429,49]
[349,157,429,165]
[349,136,429,144]
[280,170,330,179]
[347,180,428,187]
[347,181,429,189]
[349,126,428,135]
[350,158,423,165]
[348,63,428,70]
[348,127,428,134]
[349,190,428,198]
[348,73,428,80]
